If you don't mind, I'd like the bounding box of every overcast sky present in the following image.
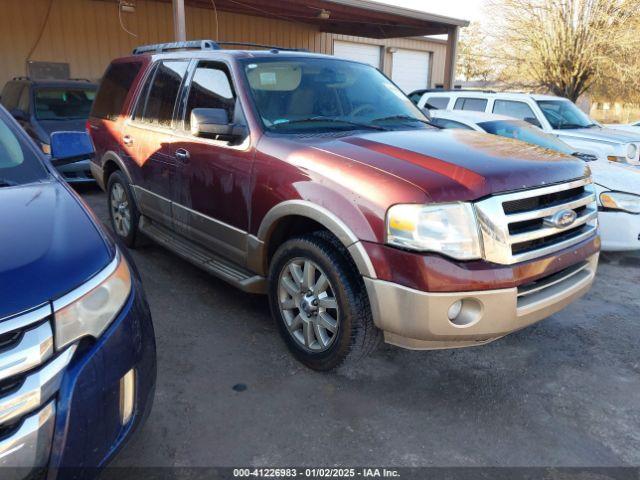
[370,0,488,22]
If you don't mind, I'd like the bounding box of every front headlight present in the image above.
[627,143,638,160]
[600,191,640,214]
[386,203,483,260]
[53,252,132,350]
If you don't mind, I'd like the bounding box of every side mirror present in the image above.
[10,108,28,122]
[50,131,95,167]
[524,117,542,128]
[190,108,245,141]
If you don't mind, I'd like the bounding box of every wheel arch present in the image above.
[253,200,377,279]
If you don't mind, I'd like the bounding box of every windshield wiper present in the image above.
[556,123,591,130]
[371,114,443,129]
[272,117,388,131]
[0,179,18,187]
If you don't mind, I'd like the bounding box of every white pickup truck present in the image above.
[416,91,640,167]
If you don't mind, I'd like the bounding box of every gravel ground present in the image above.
[79,186,640,469]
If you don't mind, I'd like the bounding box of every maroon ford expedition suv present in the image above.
[89,41,600,371]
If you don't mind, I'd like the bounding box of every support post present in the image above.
[444,26,460,89]
[173,0,187,42]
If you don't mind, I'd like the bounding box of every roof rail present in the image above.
[426,88,497,94]
[132,40,220,55]
[216,41,308,52]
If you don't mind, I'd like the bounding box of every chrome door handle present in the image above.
[123,135,134,146]
[175,148,190,161]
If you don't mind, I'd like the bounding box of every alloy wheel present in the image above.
[277,258,339,352]
[110,182,131,237]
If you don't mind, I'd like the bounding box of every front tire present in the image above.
[268,232,380,371]
[107,171,140,248]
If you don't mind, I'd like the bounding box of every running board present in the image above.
[139,217,267,294]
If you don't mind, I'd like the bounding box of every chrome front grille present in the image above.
[475,177,598,265]
[0,305,75,470]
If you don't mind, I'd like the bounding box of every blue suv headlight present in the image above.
[53,251,132,350]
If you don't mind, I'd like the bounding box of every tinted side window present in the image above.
[1,83,23,111]
[408,92,423,104]
[453,97,487,112]
[493,100,537,122]
[185,62,235,130]
[91,61,143,120]
[425,97,450,109]
[142,61,188,127]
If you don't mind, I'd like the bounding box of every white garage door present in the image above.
[391,49,430,93]
[333,41,381,68]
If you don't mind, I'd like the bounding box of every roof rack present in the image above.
[216,41,308,52]
[133,40,221,55]
[12,76,30,81]
[426,88,497,93]
[132,39,308,56]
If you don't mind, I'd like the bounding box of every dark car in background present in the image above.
[0,106,156,478]
[0,77,97,183]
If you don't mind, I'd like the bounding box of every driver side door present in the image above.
[171,61,253,267]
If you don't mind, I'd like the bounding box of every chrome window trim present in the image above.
[475,177,598,265]
[52,252,120,312]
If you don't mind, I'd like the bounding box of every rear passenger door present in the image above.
[453,97,488,112]
[123,60,189,227]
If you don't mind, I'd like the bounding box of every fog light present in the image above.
[447,300,463,321]
[119,369,135,425]
[447,298,483,327]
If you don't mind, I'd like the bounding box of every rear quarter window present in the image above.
[91,61,143,121]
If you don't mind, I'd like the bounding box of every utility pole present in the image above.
[173,0,187,42]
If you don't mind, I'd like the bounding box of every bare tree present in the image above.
[457,22,495,83]
[488,0,640,102]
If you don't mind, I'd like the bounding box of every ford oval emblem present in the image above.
[544,209,578,229]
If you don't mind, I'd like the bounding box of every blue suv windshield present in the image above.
[35,88,96,121]
[241,57,428,133]
[0,112,48,186]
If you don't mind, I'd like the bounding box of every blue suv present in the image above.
[0,106,156,477]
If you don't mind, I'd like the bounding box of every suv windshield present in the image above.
[0,112,48,186]
[35,88,96,120]
[478,120,575,155]
[537,100,597,130]
[242,57,429,133]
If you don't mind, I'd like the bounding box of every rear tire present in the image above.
[268,232,381,371]
[107,171,140,248]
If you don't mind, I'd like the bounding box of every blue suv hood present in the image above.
[0,180,112,319]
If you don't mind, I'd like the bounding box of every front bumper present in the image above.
[365,254,598,350]
[599,210,640,251]
[0,272,156,480]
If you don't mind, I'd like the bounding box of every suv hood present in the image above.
[0,181,112,319]
[556,126,640,144]
[303,129,590,202]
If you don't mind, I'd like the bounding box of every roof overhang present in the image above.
[163,0,469,38]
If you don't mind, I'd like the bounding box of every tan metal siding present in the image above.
[0,0,446,87]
